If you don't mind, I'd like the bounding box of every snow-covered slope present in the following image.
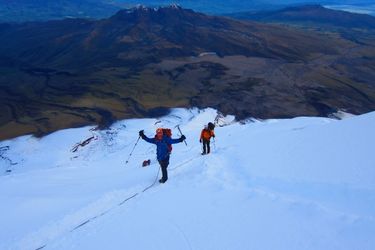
[0,108,374,250]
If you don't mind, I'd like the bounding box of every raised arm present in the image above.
[167,135,186,144]
[139,130,156,144]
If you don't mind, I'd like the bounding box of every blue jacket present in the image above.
[141,135,183,161]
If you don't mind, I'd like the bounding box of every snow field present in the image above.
[0,108,374,250]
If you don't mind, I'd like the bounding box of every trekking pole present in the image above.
[125,136,141,165]
[176,125,187,146]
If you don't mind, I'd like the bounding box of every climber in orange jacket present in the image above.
[200,122,215,155]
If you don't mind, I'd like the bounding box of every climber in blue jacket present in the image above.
[139,128,186,183]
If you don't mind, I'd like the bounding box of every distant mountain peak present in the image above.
[125,4,183,13]
[110,4,196,24]
[169,3,182,9]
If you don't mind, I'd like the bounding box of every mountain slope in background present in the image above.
[0,6,375,140]
[1,0,374,23]
[0,108,374,249]
[0,0,121,22]
[0,0,283,22]
[229,4,375,29]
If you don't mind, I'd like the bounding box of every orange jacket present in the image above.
[200,129,215,140]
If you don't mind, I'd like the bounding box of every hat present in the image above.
[208,122,215,130]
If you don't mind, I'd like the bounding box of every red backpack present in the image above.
[155,128,173,153]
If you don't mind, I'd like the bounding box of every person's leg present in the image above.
[160,164,168,182]
[158,156,170,183]
[202,140,208,154]
[207,140,211,154]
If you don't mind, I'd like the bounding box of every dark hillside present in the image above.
[0,6,374,140]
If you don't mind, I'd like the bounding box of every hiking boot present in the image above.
[159,178,167,183]
[201,152,206,155]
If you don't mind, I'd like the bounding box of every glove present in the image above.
[212,135,215,138]
[139,130,144,137]
[199,139,202,143]
[180,135,186,141]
